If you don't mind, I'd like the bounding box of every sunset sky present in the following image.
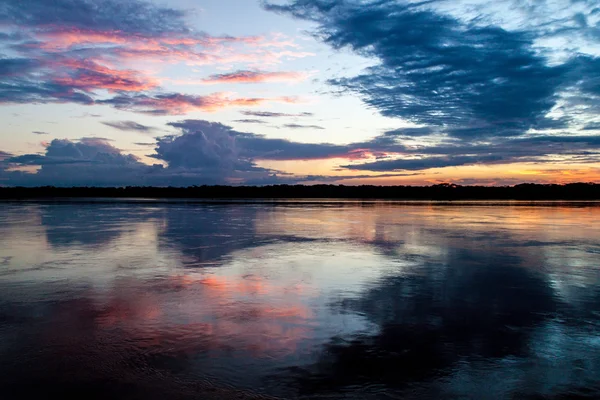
[1,0,600,186]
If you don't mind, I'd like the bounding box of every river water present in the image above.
[0,201,599,399]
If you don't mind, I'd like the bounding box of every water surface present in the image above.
[1,202,599,399]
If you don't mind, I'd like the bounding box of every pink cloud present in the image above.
[200,70,308,84]
[30,27,313,67]
[101,92,304,115]
[34,27,260,50]
[52,59,159,92]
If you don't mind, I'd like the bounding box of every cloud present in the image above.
[5,120,372,186]
[0,0,189,37]
[0,150,12,161]
[0,0,311,114]
[165,120,389,162]
[233,119,267,124]
[282,123,325,130]
[102,121,156,133]
[6,119,600,185]
[338,132,600,171]
[0,57,42,77]
[384,127,437,137]
[201,70,308,84]
[0,80,95,105]
[342,155,504,172]
[51,59,159,92]
[265,0,600,138]
[98,93,300,115]
[240,110,313,117]
[32,131,50,135]
[154,122,241,173]
[582,122,600,131]
[1,138,157,186]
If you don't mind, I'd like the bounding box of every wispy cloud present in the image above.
[102,121,157,132]
[282,123,325,130]
[233,119,267,124]
[0,0,313,114]
[99,93,302,115]
[200,70,308,84]
[240,110,313,118]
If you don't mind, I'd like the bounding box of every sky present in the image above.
[1,0,600,187]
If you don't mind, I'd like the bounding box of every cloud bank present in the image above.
[0,0,312,114]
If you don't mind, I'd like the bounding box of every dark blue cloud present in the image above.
[265,0,597,138]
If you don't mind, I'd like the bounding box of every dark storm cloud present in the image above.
[282,123,325,130]
[264,0,599,138]
[240,110,314,118]
[102,121,157,133]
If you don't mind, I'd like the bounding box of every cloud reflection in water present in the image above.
[0,202,599,399]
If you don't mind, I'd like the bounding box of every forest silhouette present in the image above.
[2,183,600,200]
